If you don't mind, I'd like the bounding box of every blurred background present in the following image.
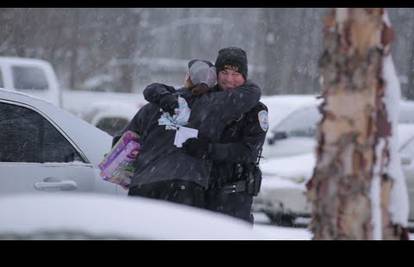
[1,8,413,98]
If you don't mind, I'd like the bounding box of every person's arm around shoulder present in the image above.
[183,103,268,162]
[143,83,176,104]
[201,80,261,124]
[143,83,178,116]
[209,103,268,162]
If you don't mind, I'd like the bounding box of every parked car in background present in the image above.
[61,89,145,136]
[62,90,145,136]
[0,57,60,106]
[260,95,320,133]
[399,100,414,124]
[0,193,266,240]
[0,56,145,136]
[262,99,322,159]
[81,101,138,137]
[261,97,414,160]
[254,99,414,226]
[0,88,125,196]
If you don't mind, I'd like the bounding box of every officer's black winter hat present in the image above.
[214,47,248,79]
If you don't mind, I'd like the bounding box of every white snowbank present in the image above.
[382,53,409,227]
[0,193,271,240]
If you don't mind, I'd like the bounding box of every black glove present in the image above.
[182,138,211,159]
[159,94,178,116]
[190,83,210,96]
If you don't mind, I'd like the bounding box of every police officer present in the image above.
[182,47,268,223]
[143,47,268,223]
[116,55,262,209]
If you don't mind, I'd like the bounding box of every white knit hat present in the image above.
[188,60,217,88]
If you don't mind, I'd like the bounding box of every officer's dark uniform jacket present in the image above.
[116,81,261,189]
[206,96,268,223]
[207,96,268,191]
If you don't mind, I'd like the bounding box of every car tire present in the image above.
[266,213,295,227]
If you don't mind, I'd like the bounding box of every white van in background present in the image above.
[0,57,61,107]
[0,56,144,136]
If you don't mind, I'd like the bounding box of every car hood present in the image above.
[260,153,316,184]
[0,193,266,240]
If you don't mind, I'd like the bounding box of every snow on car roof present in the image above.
[0,87,55,105]
[0,56,51,66]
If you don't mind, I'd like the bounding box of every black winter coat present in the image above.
[208,101,268,188]
[115,81,261,189]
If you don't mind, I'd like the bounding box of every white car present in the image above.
[261,97,414,159]
[0,57,60,107]
[260,94,320,135]
[254,101,414,226]
[61,89,146,136]
[262,100,322,159]
[80,101,139,136]
[0,193,267,240]
[0,88,124,196]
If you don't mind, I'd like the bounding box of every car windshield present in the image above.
[272,103,414,140]
[272,106,321,138]
[12,66,49,90]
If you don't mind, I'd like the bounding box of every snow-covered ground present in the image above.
[253,212,312,240]
[253,212,414,240]
[0,193,314,240]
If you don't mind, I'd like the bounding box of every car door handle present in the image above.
[34,177,78,191]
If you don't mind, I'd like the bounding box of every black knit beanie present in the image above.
[214,47,248,79]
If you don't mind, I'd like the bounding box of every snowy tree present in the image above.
[261,8,325,95]
[306,8,410,240]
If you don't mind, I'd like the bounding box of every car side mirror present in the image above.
[401,156,412,165]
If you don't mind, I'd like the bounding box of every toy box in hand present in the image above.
[98,131,140,189]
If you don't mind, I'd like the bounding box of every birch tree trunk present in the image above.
[306,8,409,240]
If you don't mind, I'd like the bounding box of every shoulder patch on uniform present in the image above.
[258,110,269,132]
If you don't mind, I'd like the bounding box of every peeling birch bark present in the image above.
[306,8,409,240]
